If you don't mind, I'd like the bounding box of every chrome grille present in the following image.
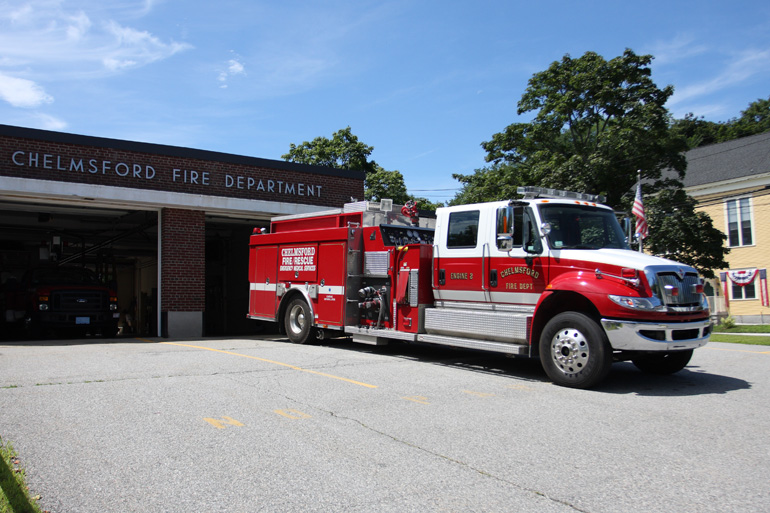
[654,272,701,305]
[52,290,108,312]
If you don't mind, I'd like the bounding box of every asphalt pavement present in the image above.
[1,334,768,513]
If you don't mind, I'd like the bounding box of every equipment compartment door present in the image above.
[314,242,347,326]
[249,245,278,319]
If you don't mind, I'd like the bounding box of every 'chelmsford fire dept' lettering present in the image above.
[11,150,322,197]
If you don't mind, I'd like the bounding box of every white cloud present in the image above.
[218,57,246,88]
[34,112,68,130]
[646,34,708,65]
[0,2,191,77]
[669,48,770,107]
[228,59,245,75]
[0,72,53,107]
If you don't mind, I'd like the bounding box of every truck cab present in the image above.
[428,187,710,387]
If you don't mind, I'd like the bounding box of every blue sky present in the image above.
[1,1,769,203]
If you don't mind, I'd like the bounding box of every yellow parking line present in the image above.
[159,342,378,388]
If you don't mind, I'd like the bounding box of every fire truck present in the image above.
[247,187,711,388]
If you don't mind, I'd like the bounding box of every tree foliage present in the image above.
[281,126,378,174]
[449,163,521,205]
[481,49,687,208]
[455,49,728,276]
[672,96,770,149]
[282,127,442,211]
[364,165,410,204]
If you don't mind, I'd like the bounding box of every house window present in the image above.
[732,281,757,300]
[726,197,753,247]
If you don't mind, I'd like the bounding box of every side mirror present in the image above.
[496,206,514,251]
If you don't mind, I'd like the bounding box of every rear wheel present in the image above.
[539,312,613,389]
[284,298,313,344]
[632,350,693,375]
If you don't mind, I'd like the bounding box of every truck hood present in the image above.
[551,248,696,272]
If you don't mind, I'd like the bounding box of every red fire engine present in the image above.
[248,187,711,388]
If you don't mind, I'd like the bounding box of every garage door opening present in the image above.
[205,216,268,337]
[0,200,158,340]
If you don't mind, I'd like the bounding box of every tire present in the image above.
[539,312,613,389]
[284,298,313,344]
[632,350,693,375]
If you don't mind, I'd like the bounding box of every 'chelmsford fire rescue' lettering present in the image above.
[280,246,316,272]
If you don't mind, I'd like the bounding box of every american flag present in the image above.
[633,181,648,239]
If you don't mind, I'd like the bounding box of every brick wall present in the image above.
[161,208,205,312]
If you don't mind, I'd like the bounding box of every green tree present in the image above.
[670,113,724,149]
[455,49,727,276]
[449,162,523,205]
[365,165,410,204]
[282,127,442,212]
[672,96,770,149]
[481,49,687,208]
[281,126,378,174]
[726,96,770,140]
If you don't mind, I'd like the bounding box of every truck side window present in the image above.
[447,210,479,248]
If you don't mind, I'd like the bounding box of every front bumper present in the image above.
[601,318,711,352]
[35,311,120,329]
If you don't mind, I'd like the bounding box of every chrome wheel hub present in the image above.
[550,328,590,374]
[288,305,306,334]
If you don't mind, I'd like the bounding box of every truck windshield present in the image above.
[538,204,629,250]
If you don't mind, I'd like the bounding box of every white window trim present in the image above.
[724,195,756,248]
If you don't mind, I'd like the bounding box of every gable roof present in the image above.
[683,131,770,188]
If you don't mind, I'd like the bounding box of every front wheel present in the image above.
[284,298,314,344]
[539,312,613,389]
[632,350,693,375]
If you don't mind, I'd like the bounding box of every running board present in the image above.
[417,334,528,355]
[344,325,417,345]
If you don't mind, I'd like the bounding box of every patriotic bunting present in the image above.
[722,268,769,306]
[727,269,758,286]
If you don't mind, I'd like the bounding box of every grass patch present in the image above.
[710,334,770,346]
[713,324,770,334]
[0,437,44,513]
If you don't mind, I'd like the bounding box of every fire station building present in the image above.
[0,124,365,338]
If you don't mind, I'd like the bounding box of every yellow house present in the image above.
[683,131,770,323]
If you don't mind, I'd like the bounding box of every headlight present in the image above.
[608,294,666,312]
